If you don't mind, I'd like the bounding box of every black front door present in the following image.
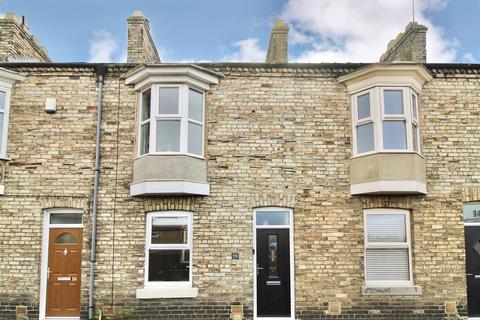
[256,229,291,317]
[465,226,480,317]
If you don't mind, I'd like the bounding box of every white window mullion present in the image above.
[351,95,358,156]
[403,88,413,151]
[373,87,382,152]
[180,85,188,154]
[150,85,158,154]
[0,88,10,158]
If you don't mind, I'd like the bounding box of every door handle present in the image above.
[47,267,52,279]
[256,265,264,276]
[475,275,480,279]
[467,273,473,276]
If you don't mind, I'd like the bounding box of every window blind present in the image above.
[367,214,406,242]
[365,248,410,281]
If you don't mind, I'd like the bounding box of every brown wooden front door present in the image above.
[46,228,82,317]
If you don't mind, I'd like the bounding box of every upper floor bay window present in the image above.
[353,87,420,156]
[139,85,205,157]
[338,64,432,195]
[126,65,219,197]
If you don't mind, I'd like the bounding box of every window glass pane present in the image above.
[356,122,374,153]
[152,225,188,244]
[55,232,78,244]
[384,90,404,114]
[148,249,190,282]
[464,202,480,223]
[50,213,82,224]
[0,91,5,111]
[159,87,179,114]
[256,211,289,225]
[141,89,151,121]
[383,120,406,149]
[151,216,188,245]
[156,120,180,152]
[413,124,419,152]
[188,122,203,156]
[367,214,406,242]
[365,248,410,281]
[140,123,150,155]
[412,94,417,119]
[268,234,279,278]
[357,93,370,120]
[188,89,203,122]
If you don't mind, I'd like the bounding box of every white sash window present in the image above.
[364,209,413,286]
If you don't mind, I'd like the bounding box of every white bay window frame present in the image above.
[0,87,12,159]
[351,86,421,157]
[363,209,413,287]
[138,84,205,158]
[411,92,421,153]
[144,211,193,288]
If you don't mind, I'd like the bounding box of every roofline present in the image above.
[0,62,477,70]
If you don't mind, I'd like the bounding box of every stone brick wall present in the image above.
[380,22,427,63]
[0,13,50,63]
[0,63,478,319]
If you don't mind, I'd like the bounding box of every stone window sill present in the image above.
[136,287,198,299]
[362,285,422,296]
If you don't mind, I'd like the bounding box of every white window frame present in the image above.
[144,211,193,289]
[351,86,421,157]
[139,88,151,156]
[138,84,205,158]
[363,208,413,287]
[411,92,421,153]
[352,88,377,154]
[0,86,12,159]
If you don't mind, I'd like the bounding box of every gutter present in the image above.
[88,64,107,320]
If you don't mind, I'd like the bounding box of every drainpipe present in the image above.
[89,64,107,320]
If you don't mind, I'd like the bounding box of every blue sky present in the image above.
[0,0,478,63]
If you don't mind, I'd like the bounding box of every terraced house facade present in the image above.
[0,11,479,320]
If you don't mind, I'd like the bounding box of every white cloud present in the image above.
[88,30,118,63]
[280,0,458,63]
[222,38,266,62]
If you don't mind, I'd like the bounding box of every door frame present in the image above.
[39,208,83,320]
[253,207,295,320]
[465,222,480,320]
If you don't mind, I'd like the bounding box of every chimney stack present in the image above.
[380,22,428,63]
[127,11,161,64]
[266,20,289,64]
[0,12,50,62]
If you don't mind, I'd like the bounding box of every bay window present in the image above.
[339,64,431,195]
[139,85,204,157]
[352,87,420,156]
[127,65,218,197]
